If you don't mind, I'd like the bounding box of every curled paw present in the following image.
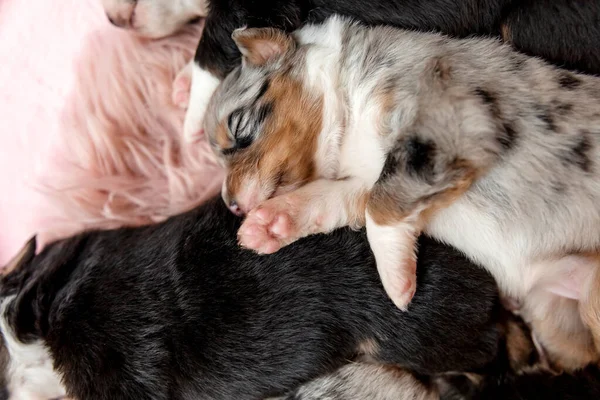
[238,206,298,254]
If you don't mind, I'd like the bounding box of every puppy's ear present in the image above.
[232,27,295,67]
[2,236,36,276]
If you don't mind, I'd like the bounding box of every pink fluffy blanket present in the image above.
[0,0,223,264]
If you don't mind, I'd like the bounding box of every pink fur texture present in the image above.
[40,23,223,247]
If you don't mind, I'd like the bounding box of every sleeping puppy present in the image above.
[202,16,600,370]
[182,0,600,140]
[0,197,502,399]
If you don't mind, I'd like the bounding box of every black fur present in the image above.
[1,197,501,400]
[441,366,600,400]
[502,0,600,76]
[194,0,600,80]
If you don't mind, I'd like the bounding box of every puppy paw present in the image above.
[379,257,417,311]
[238,204,298,254]
[172,63,193,108]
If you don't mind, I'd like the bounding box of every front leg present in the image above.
[238,178,368,254]
[366,147,480,310]
[366,209,420,311]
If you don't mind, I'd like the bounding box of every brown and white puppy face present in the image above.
[101,0,207,38]
[204,28,324,215]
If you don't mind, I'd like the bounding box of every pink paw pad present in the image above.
[238,207,295,255]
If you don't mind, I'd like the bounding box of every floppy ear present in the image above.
[232,27,295,66]
[2,236,36,276]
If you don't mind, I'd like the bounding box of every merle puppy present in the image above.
[0,197,500,400]
[182,0,600,139]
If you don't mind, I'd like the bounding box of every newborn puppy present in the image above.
[183,0,600,140]
[203,16,600,369]
[0,197,501,399]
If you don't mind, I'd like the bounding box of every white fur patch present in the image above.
[183,64,221,142]
[366,211,420,310]
[0,296,66,400]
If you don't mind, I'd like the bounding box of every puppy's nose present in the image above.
[106,13,130,28]
[228,200,244,217]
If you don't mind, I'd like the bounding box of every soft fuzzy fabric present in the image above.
[0,0,223,263]
[0,0,105,264]
[40,22,223,248]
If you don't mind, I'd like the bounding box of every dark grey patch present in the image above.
[255,78,270,101]
[498,122,519,150]
[378,152,399,184]
[559,133,593,172]
[572,134,593,172]
[403,136,437,180]
[535,106,557,132]
[255,102,274,128]
[557,72,582,90]
[554,102,573,115]
[551,181,567,194]
[474,87,496,106]
[474,87,502,121]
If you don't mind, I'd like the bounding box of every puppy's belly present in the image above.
[425,201,532,299]
[427,195,600,300]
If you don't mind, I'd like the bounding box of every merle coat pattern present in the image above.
[182,0,600,139]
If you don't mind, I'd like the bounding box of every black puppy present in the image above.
[0,197,500,399]
[439,317,600,400]
[182,0,600,139]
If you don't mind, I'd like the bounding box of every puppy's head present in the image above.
[101,0,207,38]
[204,27,324,215]
[0,238,69,400]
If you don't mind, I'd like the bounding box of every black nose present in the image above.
[228,200,244,216]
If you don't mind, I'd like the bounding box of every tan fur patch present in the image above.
[505,319,536,371]
[355,338,380,364]
[500,22,512,43]
[345,189,369,228]
[233,28,296,66]
[224,73,323,206]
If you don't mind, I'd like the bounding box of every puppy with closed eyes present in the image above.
[182,0,600,141]
[0,197,502,399]
[203,16,600,370]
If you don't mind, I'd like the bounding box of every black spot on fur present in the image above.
[378,152,399,184]
[255,102,274,128]
[498,122,519,150]
[256,79,270,101]
[572,134,593,172]
[475,87,503,122]
[558,72,582,90]
[474,87,496,107]
[404,136,437,180]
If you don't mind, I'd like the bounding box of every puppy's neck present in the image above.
[296,18,348,178]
